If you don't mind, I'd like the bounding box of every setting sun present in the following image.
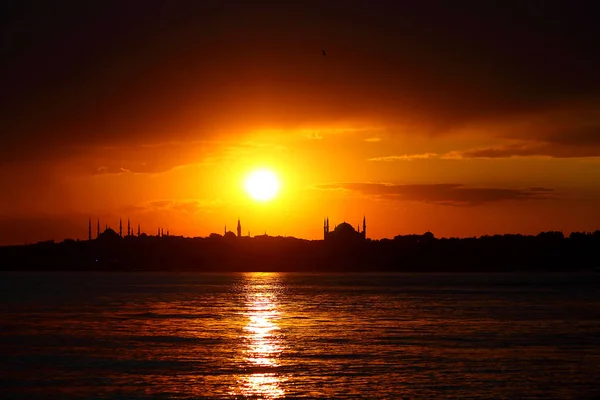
[245,169,280,201]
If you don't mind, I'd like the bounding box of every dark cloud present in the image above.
[529,187,554,193]
[545,126,600,147]
[2,0,600,162]
[457,138,600,159]
[316,182,555,206]
[370,123,600,160]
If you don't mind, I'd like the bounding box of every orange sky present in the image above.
[1,1,600,245]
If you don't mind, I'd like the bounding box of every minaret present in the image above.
[158,227,160,237]
[97,219,100,238]
[161,228,164,237]
[237,218,241,238]
[119,219,122,238]
[88,218,92,241]
[137,223,140,237]
[127,219,131,236]
[363,216,366,239]
[224,225,227,235]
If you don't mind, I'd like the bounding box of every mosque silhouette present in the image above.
[89,217,368,242]
[324,217,367,243]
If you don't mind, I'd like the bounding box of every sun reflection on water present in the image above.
[233,273,285,398]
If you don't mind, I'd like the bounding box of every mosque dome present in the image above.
[324,217,366,243]
[97,228,120,241]
[333,222,357,234]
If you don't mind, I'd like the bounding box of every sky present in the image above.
[1,0,600,244]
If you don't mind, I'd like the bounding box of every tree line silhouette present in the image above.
[0,230,598,272]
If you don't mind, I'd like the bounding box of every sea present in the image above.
[1,272,599,399]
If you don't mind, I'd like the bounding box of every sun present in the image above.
[245,169,280,201]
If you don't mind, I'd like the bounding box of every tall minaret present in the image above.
[119,219,123,238]
[161,228,164,237]
[88,218,92,241]
[127,219,131,236]
[363,216,367,239]
[237,218,241,238]
[158,227,160,237]
[97,219,100,238]
[224,225,226,235]
[137,223,141,237]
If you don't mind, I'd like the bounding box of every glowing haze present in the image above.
[1,1,600,244]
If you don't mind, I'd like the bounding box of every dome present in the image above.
[333,222,357,234]
[97,228,120,241]
[223,231,238,239]
[324,217,366,243]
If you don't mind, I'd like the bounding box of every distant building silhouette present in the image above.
[223,231,238,239]
[324,217,367,242]
[223,219,246,238]
[97,227,120,242]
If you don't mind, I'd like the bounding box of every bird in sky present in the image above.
[322,49,326,56]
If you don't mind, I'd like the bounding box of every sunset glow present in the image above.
[1,2,599,245]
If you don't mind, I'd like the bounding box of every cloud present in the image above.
[545,125,600,147]
[67,141,215,176]
[141,199,214,214]
[148,200,174,209]
[117,199,215,215]
[170,201,207,213]
[368,153,438,161]
[364,137,381,142]
[306,132,323,140]
[453,141,600,159]
[94,166,132,175]
[1,1,599,177]
[369,124,600,161]
[315,182,555,206]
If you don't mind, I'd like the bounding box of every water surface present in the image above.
[1,272,599,399]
